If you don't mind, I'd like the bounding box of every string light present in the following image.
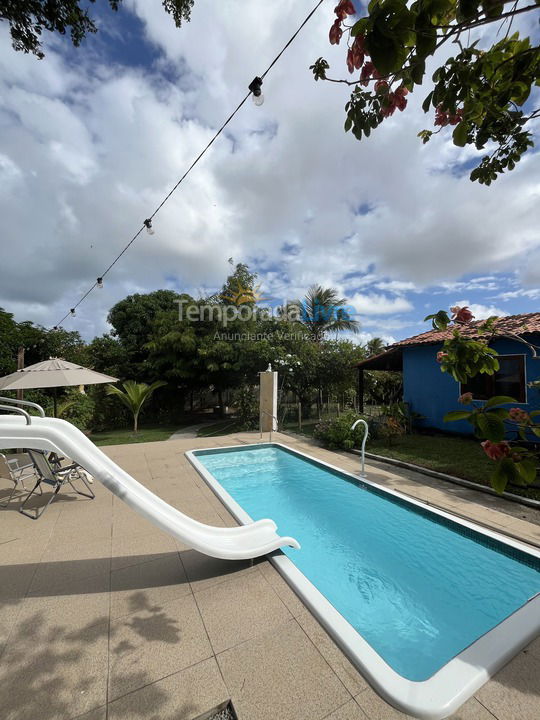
[249,77,264,106]
[97,277,103,288]
[52,0,325,329]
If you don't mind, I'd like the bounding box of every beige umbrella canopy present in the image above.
[0,358,118,416]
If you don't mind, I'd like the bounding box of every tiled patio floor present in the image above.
[0,432,539,720]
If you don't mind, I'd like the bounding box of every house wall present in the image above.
[402,337,540,435]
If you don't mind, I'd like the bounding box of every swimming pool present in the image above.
[187,443,540,719]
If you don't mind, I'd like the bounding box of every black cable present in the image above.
[53,0,326,329]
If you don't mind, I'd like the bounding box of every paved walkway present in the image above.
[168,423,215,440]
[0,432,538,720]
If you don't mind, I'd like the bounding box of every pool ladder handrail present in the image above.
[260,409,278,443]
[0,396,46,417]
[351,419,369,478]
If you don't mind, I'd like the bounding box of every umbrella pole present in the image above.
[53,388,57,418]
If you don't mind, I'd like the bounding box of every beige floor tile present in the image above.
[108,657,230,720]
[296,609,368,696]
[108,593,213,701]
[42,536,112,563]
[194,570,292,654]
[0,560,39,603]
[0,618,108,720]
[29,552,111,596]
[180,548,257,593]
[474,645,540,720]
[324,699,368,720]
[217,619,351,720]
[20,572,110,631]
[0,601,24,658]
[111,530,178,570]
[257,559,306,616]
[110,552,190,619]
[71,706,107,720]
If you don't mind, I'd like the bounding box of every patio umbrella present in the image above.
[0,358,118,416]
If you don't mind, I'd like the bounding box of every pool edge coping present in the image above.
[185,441,540,720]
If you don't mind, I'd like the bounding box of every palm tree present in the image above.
[106,380,166,433]
[365,337,386,357]
[293,285,360,340]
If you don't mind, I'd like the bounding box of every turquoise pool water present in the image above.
[194,444,540,681]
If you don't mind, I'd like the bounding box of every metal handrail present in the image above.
[0,396,45,417]
[260,409,278,442]
[0,405,32,425]
[351,419,369,478]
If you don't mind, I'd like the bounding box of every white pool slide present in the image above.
[0,414,299,559]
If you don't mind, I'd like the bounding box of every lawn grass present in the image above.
[365,433,540,501]
[91,425,181,446]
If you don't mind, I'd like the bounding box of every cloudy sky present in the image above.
[0,0,539,345]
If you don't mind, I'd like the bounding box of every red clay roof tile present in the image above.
[391,312,540,348]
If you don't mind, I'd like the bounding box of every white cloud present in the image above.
[349,293,414,316]
[0,1,538,342]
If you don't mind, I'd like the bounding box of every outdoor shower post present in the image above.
[259,365,278,435]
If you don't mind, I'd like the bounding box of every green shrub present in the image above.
[56,389,95,431]
[232,385,259,430]
[314,410,369,450]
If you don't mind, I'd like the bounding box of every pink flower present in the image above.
[435,106,463,127]
[334,1,356,20]
[360,61,374,86]
[509,408,529,424]
[348,35,364,73]
[436,351,448,363]
[451,306,474,324]
[481,440,511,462]
[458,392,473,405]
[329,19,343,45]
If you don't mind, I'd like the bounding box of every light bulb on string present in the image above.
[97,277,103,289]
[144,219,155,235]
[248,77,264,107]
[70,308,76,317]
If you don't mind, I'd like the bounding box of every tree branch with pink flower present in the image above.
[311,0,540,184]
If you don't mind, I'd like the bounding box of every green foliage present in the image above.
[315,1,539,182]
[56,389,95,431]
[1,0,194,58]
[364,371,403,405]
[0,308,87,375]
[231,385,259,430]
[438,330,500,383]
[106,380,167,433]
[314,410,368,450]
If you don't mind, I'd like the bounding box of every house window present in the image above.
[461,355,526,403]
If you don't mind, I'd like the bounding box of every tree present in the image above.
[312,0,540,184]
[292,285,360,340]
[107,290,181,380]
[1,0,194,59]
[365,337,386,357]
[106,380,166,433]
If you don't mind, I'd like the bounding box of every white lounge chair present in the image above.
[0,452,37,507]
[20,449,95,519]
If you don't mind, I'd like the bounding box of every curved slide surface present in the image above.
[0,416,299,560]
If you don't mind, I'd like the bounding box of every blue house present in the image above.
[357,312,540,436]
